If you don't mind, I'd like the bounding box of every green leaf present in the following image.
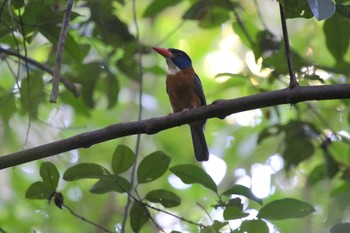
[323,148,340,178]
[327,141,350,166]
[137,151,170,184]
[25,162,60,200]
[280,0,313,19]
[112,145,135,174]
[38,25,82,62]
[257,198,315,220]
[20,73,44,118]
[69,62,102,108]
[222,198,249,220]
[262,47,309,76]
[40,162,60,191]
[21,2,43,24]
[11,0,25,9]
[87,1,135,47]
[323,13,350,62]
[307,164,328,185]
[232,20,260,53]
[22,2,80,28]
[61,90,90,116]
[63,163,110,181]
[183,1,230,28]
[307,0,335,20]
[330,223,350,233]
[116,56,139,81]
[105,73,120,109]
[256,30,281,58]
[25,182,53,200]
[90,175,131,194]
[183,1,207,20]
[201,220,228,233]
[143,0,181,17]
[198,7,230,28]
[258,125,281,143]
[331,183,350,197]
[0,26,13,40]
[336,4,350,19]
[145,189,181,208]
[282,121,315,169]
[130,201,149,233]
[170,164,217,192]
[0,91,16,123]
[238,220,269,233]
[223,205,249,220]
[222,184,263,205]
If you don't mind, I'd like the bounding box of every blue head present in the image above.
[153,47,192,70]
[167,48,192,70]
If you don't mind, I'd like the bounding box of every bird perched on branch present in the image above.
[152,47,209,162]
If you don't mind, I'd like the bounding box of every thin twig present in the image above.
[121,0,144,232]
[146,203,202,227]
[305,102,333,130]
[0,47,80,97]
[142,205,166,233]
[114,175,165,232]
[279,2,298,88]
[0,0,6,16]
[119,180,201,229]
[6,1,21,92]
[17,7,32,147]
[226,0,254,47]
[133,0,144,170]
[253,0,268,29]
[196,202,213,222]
[62,204,114,233]
[50,0,74,103]
[157,21,186,45]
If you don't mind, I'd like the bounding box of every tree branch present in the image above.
[0,84,350,169]
[50,0,74,103]
[279,2,298,88]
[0,46,80,97]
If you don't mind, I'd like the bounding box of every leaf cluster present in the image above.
[26,147,315,233]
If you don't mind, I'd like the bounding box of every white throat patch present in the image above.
[166,58,181,75]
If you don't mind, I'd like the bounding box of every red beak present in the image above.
[152,47,174,58]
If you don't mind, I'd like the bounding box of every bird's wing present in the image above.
[193,74,206,106]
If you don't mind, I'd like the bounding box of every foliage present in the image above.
[0,0,350,232]
[27,159,314,232]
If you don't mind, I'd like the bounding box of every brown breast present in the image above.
[166,69,201,113]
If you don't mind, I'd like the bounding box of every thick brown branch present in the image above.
[0,84,350,169]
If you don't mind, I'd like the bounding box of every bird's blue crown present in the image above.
[168,48,192,70]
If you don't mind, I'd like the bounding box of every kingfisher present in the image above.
[152,47,209,162]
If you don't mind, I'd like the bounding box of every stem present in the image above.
[279,2,298,88]
[121,0,143,231]
[50,0,74,103]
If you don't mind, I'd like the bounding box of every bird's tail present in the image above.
[190,122,209,162]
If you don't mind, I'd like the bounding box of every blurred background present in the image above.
[1,0,350,232]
